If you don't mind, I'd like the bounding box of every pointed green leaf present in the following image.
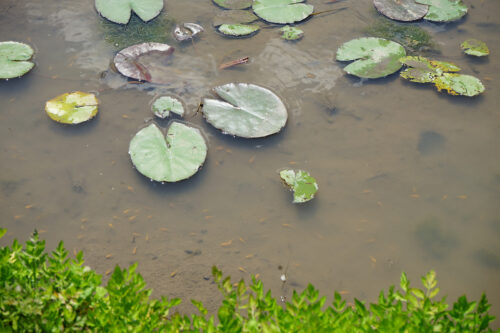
[280,169,318,203]
[129,122,207,182]
[0,228,6,239]
[373,0,429,22]
[202,83,288,138]
[252,0,314,24]
[434,73,485,97]
[152,96,184,118]
[336,37,406,78]
[0,41,35,79]
[45,92,99,124]
[95,0,164,24]
[280,26,304,40]
[461,39,489,57]
[218,24,260,37]
[415,0,467,22]
[213,0,252,10]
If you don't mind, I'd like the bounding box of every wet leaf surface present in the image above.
[415,0,467,22]
[202,83,288,138]
[0,41,35,79]
[212,10,258,27]
[173,23,204,42]
[218,24,260,37]
[151,96,184,118]
[95,0,164,24]
[373,0,429,22]
[213,0,252,10]
[252,0,314,24]
[129,122,207,182]
[45,92,98,124]
[280,169,318,203]
[461,39,489,57]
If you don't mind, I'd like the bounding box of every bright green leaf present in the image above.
[151,96,184,118]
[0,41,35,79]
[280,169,318,203]
[213,0,252,10]
[280,26,304,41]
[415,0,467,22]
[252,0,314,24]
[95,0,164,24]
[336,37,406,79]
[373,0,429,22]
[461,39,489,57]
[0,228,6,239]
[45,92,99,124]
[218,24,260,37]
[128,122,207,182]
[202,83,288,138]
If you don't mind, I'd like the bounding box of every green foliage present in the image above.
[0,230,497,332]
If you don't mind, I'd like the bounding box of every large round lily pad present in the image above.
[280,169,318,203]
[373,0,429,21]
[415,0,467,22]
[202,83,288,138]
[0,41,35,79]
[213,0,252,10]
[336,37,406,79]
[95,0,164,24]
[129,122,207,182]
[45,92,99,124]
[252,0,314,24]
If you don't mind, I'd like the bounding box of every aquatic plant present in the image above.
[45,92,99,125]
[0,41,35,79]
[95,0,164,24]
[280,169,318,203]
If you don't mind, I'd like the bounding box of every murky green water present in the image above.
[1,0,499,321]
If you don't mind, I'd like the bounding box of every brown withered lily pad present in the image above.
[373,0,429,21]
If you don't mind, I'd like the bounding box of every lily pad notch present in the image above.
[0,41,35,79]
[95,0,164,24]
[280,169,318,203]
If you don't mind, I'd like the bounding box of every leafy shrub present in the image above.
[0,229,497,332]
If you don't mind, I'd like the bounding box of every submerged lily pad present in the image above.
[415,0,467,22]
[400,56,484,96]
[280,169,318,203]
[0,41,35,79]
[129,122,207,182]
[151,96,184,118]
[373,0,429,21]
[213,0,252,10]
[45,92,99,124]
[95,0,164,24]
[213,10,258,27]
[336,37,406,78]
[252,0,314,24]
[280,26,304,40]
[173,23,204,42]
[218,24,260,37]
[461,39,489,57]
[202,83,288,138]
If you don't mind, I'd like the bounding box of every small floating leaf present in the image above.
[202,83,288,138]
[212,10,258,27]
[433,73,485,97]
[280,169,318,203]
[415,0,467,22]
[213,0,252,10]
[336,37,406,78]
[173,23,204,42]
[95,0,164,24]
[45,92,98,124]
[129,122,207,182]
[373,0,429,22]
[151,96,184,118]
[218,24,260,37]
[252,0,314,24]
[280,26,304,40]
[461,39,489,57]
[0,41,35,79]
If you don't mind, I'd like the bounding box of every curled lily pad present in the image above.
[218,24,260,37]
[202,83,288,138]
[415,0,467,22]
[212,10,258,27]
[252,0,314,24]
[213,0,252,10]
[373,0,429,22]
[280,169,318,203]
[95,0,164,24]
[461,39,489,57]
[336,37,406,79]
[45,92,98,124]
[0,41,35,79]
[174,23,204,42]
[152,96,184,118]
[113,42,174,82]
[129,122,207,182]
[280,26,304,40]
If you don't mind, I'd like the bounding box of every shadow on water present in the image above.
[46,114,100,136]
[414,217,458,260]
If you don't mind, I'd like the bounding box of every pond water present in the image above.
[1,0,500,322]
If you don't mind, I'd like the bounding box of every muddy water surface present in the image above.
[1,0,500,321]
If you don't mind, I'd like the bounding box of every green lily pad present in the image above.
[213,10,258,27]
[280,26,304,40]
[151,96,184,119]
[336,37,406,79]
[129,122,207,182]
[202,83,288,138]
[280,169,318,203]
[373,0,429,22]
[461,39,489,57]
[415,0,467,22]
[252,0,314,24]
[218,24,260,37]
[0,41,35,79]
[45,92,99,124]
[95,0,164,24]
[213,0,252,10]
[400,56,484,96]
